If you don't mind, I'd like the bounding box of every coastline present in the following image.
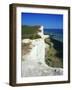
[44,28,63,42]
[21,25,63,77]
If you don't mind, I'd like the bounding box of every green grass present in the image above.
[22,25,41,39]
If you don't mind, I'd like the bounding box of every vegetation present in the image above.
[45,37,63,68]
[22,25,41,39]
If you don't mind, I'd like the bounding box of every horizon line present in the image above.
[22,25,63,30]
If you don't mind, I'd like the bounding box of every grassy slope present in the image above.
[45,37,63,68]
[22,25,41,39]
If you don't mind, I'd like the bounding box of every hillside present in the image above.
[45,37,63,68]
[22,25,41,39]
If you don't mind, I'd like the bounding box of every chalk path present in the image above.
[21,39,63,77]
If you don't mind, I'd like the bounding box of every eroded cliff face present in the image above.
[21,26,63,77]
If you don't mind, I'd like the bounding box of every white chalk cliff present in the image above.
[21,26,63,77]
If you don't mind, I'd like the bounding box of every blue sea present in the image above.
[44,29,63,42]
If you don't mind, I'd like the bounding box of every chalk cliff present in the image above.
[21,26,63,77]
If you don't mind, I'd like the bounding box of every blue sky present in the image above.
[21,13,63,29]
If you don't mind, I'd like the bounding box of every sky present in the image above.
[21,13,63,29]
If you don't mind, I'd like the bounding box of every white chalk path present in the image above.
[21,39,63,77]
[21,60,63,77]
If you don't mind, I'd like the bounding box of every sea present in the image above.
[44,29,63,42]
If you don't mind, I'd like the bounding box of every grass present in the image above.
[22,25,41,39]
[45,37,63,68]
